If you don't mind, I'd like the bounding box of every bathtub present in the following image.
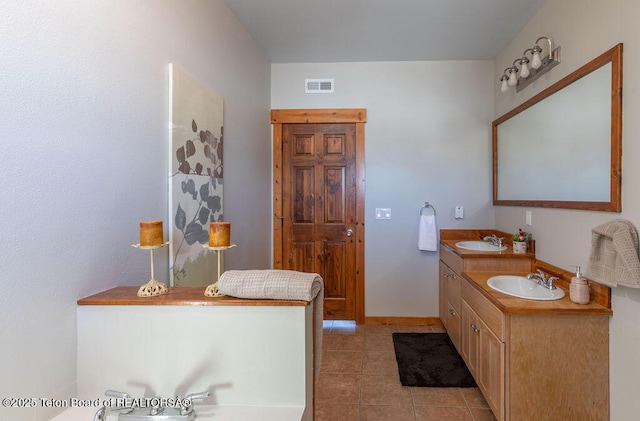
[50,405,305,420]
[64,287,316,421]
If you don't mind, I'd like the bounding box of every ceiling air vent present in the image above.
[305,78,334,93]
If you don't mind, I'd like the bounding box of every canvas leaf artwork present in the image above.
[169,64,224,286]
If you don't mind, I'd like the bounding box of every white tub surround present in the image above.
[68,287,315,421]
[50,405,305,421]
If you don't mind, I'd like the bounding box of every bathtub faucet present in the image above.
[93,389,211,421]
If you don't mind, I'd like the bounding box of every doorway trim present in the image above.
[271,108,366,324]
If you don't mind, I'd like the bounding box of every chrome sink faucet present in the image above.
[527,269,559,290]
[483,234,504,248]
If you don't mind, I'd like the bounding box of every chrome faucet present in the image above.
[93,389,211,421]
[527,269,559,290]
[483,234,504,248]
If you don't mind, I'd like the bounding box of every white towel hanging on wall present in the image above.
[418,203,438,251]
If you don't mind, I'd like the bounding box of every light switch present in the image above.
[375,208,391,219]
[454,206,464,219]
[526,210,532,226]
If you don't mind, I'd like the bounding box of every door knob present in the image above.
[346,229,354,237]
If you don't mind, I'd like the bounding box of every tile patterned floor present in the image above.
[315,321,497,421]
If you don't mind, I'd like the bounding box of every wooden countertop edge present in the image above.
[440,240,535,259]
[462,272,613,316]
[77,287,310,307]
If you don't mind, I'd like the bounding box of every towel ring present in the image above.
[420,202,436,216]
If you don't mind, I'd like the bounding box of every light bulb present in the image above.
[508,70,518,86]
[500,78,508,93]
[520,61,530,78]
[531,51,542,69]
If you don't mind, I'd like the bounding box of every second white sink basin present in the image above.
[487,275,565,301]
[456,240,507,252]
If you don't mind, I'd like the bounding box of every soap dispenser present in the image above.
[570,266,590,305]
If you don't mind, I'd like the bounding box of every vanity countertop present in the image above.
[462,271,613,316]
[77,286,310,306]
[440,239,535,258]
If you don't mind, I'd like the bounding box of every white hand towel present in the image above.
[418,214,438,251]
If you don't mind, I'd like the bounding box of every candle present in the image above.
[139,220,163,246]
[209,222,231,247]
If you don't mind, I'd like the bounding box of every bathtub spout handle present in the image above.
[181,390,211,415]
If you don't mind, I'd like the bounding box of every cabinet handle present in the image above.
[449,310,456,316]
[450,274,457,279]
[470,323,480,333]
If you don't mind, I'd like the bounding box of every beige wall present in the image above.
[493,0,640,419]
[272,61,495,317]
[0,1,271,420]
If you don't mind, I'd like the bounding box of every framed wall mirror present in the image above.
[493,43,622,212]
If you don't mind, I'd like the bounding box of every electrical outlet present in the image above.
[375,208,391,219]
[454,206,464,219]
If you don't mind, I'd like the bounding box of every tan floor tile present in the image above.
[360,374,412,406]
[431,325,446,333]
[461,387,490,409]
[315,372,361,404]
[321,350,363,373]
[360,404,416,421]
[316,324,489,419]
[314,403,359,421]
[411,387,467,407]
[362,350,399,375]
[324,332,365,351]
[414,406,474,421]
[469,407,497,421]
[396,325,434,333]
[364,333,396,352]
[330,320,363,334]
[363,325,400,335]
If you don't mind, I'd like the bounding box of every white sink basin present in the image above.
[456,240,507,252]
[487,275,565,301]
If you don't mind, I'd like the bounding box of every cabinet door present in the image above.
[478,317,505,420]
[438,262,448,329]
[460,299,479,377]
[447,302,462,353]
[446,269,461,313]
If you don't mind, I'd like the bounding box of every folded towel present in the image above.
[218,269,323,301]
[218,269,324,380]
[418,214,438,251]
[589,219,640,288]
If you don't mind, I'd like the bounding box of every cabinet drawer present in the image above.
[462,280,504,341]
[440,246,463,275]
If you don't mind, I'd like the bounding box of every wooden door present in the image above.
[271,109,366,322]
[283,123,355,319]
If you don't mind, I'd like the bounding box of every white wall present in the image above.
[272,61,495,317]
[493,0,640,419]
[0,1,271,420]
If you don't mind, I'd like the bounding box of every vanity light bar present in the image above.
[500,36,561,93]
